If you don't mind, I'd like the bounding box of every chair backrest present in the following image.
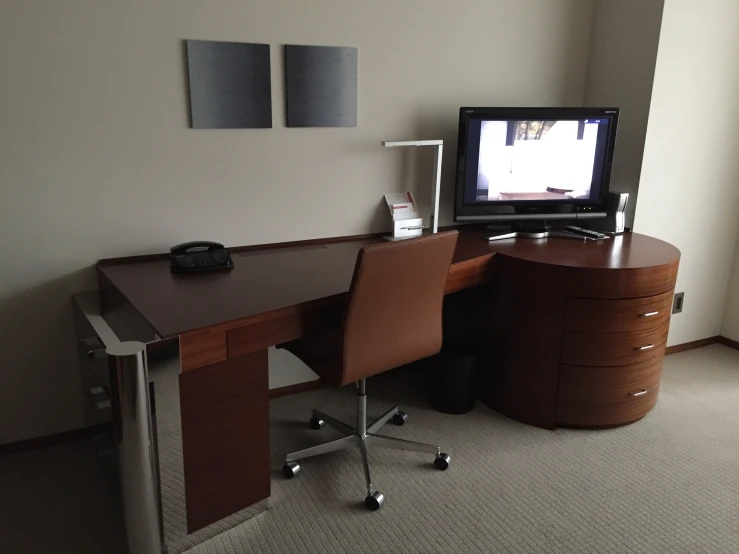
[339,230,459,385]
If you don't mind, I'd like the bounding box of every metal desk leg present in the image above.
[108,342,164,554]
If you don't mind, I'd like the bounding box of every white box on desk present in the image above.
[385,192,423,239]
[392,217,424,238]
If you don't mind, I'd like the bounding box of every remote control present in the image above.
[563,225,609,240]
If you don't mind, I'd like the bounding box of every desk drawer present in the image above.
[565,290,674,333]
[561,321,668,367]
[556,357,662,427]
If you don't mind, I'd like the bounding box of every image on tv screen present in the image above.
[476,120,598,202]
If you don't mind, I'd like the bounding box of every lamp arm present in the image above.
[430,143,443,234]
[381,140,444,234]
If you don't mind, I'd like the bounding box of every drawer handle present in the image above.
[639,311,659,318]
[630,389,649,397]
[635,344,655,351]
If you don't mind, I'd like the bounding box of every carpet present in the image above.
[1,344,737,554]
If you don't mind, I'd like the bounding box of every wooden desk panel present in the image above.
[445,256,494,293]
[179,351,270,532]
[180,328,228,371]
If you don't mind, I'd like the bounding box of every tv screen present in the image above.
[455,108,619,222]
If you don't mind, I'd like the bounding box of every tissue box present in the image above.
[385,193,423,239]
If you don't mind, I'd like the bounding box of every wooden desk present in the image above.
[96,229,679,535]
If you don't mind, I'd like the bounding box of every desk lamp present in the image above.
[382,140,443,234]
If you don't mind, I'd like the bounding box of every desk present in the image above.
[94,229,679,539]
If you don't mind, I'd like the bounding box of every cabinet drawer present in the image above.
[565,290,674,333]
[561,321,668,366]
[556,357,662,427]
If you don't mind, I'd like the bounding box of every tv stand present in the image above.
[486,222,584,242]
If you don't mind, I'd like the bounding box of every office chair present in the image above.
[280,230,459,510]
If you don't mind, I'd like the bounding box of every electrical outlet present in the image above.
[672,292,684,314]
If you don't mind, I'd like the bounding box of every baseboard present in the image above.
[14,335,733,455]
[7,336,738,454]
[0,422,111,456]
[717,336,739,351]
[2,379,323,453]
[3,381,320,455]
[269,379,323,399]
[665,336,719,355]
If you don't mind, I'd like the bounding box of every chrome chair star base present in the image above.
[282,379,451,511]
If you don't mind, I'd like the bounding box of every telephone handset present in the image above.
[169,241,233,273]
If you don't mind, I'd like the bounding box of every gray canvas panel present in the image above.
[285,45,358,128]
[186,40,272,129]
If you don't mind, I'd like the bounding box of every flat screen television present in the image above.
[454,107,619,223]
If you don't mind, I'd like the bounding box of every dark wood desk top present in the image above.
[481,231,680,269]
[97,230,680,338]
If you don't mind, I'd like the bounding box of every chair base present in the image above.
[282,379,450,510]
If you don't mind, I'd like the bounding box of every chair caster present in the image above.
[434,453,451,471]
[309,417,324,430]
[365,491,385,511]
[392,411,408,426]
[282,462,300,479]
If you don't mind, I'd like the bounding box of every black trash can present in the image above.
[431,348,477,414]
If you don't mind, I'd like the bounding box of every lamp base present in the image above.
[383,230,431,241]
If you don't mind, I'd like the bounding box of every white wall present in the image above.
[721,236,739,340]
[634,0,739,346]
[583,0,665,227]
[0,0,595,443]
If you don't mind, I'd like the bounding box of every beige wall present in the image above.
[634,0,739,346]
[583,0,664,227]
[0,0,595,443]
[722,244,739,341]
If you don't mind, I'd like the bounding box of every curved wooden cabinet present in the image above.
[479,232,680,429]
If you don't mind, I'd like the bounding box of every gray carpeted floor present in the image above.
[2,344,738,553]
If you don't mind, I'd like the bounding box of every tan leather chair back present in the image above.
[339,231,458,385]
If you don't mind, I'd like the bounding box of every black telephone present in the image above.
[169,241,234,273]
